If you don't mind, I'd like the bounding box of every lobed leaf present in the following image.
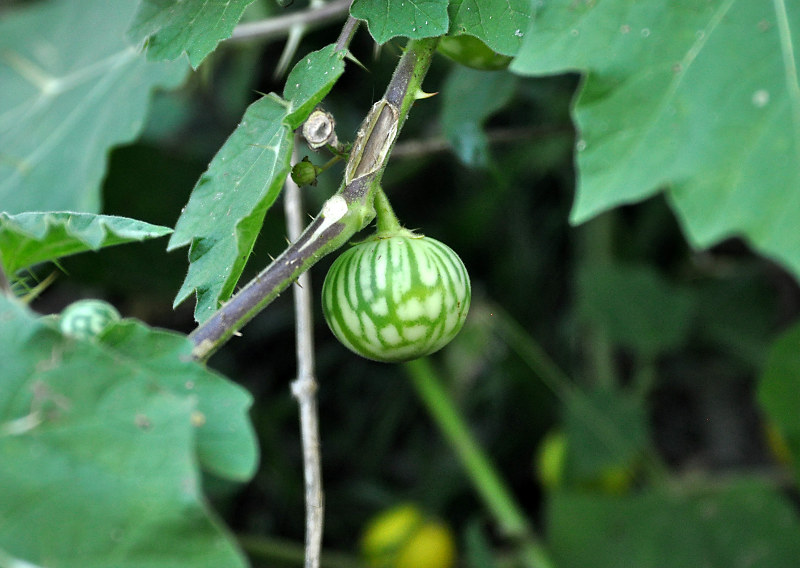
[350,0,448,44]
[441,67,517,167]
[97,321,259,481]
[549,479,800,568]
[0,295,255,567]
[0,0,188,214]
[576,262,695,358]
[0,211,172,275]
[168,94,293,322]
[128,0,257,68]
[447,0,531,56]
[510,0,800,281]
[563,387,650,481]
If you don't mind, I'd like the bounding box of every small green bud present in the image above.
[291,156,322,187]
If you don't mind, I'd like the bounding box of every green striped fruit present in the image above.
[322,234,471,363]
[59,299,120,340]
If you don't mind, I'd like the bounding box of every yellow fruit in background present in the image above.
[592,465,634,495]
[536,430,567,490]
[764,420,794,466]
[361,504,456,568]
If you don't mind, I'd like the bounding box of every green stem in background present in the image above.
[404,358,556,568]
[579,212,617,389]
[190,38,439,361]
[492,304,671,485]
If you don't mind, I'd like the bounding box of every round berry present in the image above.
[322,234,470,363]
[59,300,120,341]
[361,504,456,568]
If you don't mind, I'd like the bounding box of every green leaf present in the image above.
[549,480,800,568]
[563,387,649,481]
[0,211,172,275]
[168,94,293,322]
[510,1,800,281]
[447,0,531,56]
[97,321,258,480]
[168,44,342,323]
[577,263,694,357]
[283,44,347,130]
[758,322,800,481]
[350,0,448,44]
[128,0,257,68]
[0,295,254,567]
[694,271,775,368]
[441,67,517,167]
[0,0,188,214]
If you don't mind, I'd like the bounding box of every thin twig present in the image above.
[389,125,572,160]
[285,141,324,568]
[228,0,352,43]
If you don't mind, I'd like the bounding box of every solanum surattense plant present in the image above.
[2,2,800,568]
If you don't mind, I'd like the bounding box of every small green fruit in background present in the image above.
[59,300,121,341]
[437,35,513,71]
[322,234,471,363]
[361,503,456,568]
[535,429,635,494]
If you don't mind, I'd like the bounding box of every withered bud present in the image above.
[302,109,339,150]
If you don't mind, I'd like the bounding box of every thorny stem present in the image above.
[334,16,360,53]
[285,142,324,568]
[189,38,440,361]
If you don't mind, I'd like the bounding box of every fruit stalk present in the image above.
[373,186,403,236]
[189,38,440,361]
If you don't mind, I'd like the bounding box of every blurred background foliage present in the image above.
[14,0,800,566]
